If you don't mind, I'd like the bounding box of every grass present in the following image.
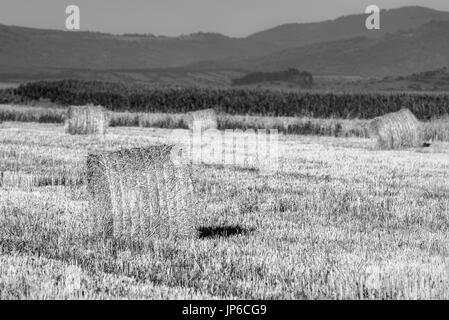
[0,104,66,123]
[4,104,449,141]
[1,122,449,299]
[423,115,449,142]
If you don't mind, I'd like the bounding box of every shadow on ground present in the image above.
[198,225,255,239]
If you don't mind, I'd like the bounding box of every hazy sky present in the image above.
[1,0,449,37]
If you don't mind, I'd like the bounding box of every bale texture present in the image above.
[369,109,423,150]
[66,105,108,135]
[87,145,197,242]
[186,108,217,131]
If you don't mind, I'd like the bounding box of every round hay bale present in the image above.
[369,108,423,150]
[66,105,108,135]
[186,108,218,131]
[86,145,197,243]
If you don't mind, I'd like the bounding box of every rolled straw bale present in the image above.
[186,108,218,131]
[86,145,197,242]
[66,105,108,135]
[369,108,423,150]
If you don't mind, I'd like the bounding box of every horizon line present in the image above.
[0,5,445,39]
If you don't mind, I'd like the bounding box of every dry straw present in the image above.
[369,108,423,150]
[86,145,197,243]
[422,115,449,142]
[0,171,35,190]
[66,105,108,135]
[186,108,218,131]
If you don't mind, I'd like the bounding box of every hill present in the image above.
[378,66,449,91]
[194,20,449,77]
[231,68,313,87]
[1,6,449,81]
[0,26,278,72]
[248,6,449,48]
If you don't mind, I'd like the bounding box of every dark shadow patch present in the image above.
[198,225,255,239]
[421,185,449,200]
[200,163,259,174]
[35,175,85,187]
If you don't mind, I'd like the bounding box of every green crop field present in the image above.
[1,121,449,299]
[3,80,449,119]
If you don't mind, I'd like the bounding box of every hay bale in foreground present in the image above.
[369,109,423,150]
[87,145,197,242]
[66,105,108,135]
[186,108,217,131]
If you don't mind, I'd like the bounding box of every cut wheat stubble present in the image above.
[86,145,198,243]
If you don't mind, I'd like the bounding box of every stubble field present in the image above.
[1,121,449,299]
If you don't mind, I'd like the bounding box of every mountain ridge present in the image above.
[247,6,449,48]
[1,6,449,80]
[189,19,449,77]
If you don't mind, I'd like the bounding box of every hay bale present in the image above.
[66,105,108,135]
[87,145,197,242]
[186,108,217,131]
[369,109,423,150]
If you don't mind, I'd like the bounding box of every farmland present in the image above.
[3,79,449,119]
[1,121,449,299]
[2,104,449,142]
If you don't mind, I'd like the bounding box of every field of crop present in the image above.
[1,120,449,299]
[3,104,449,142]
[4,79,449,119]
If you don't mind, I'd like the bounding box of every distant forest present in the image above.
[232,68,313,87]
